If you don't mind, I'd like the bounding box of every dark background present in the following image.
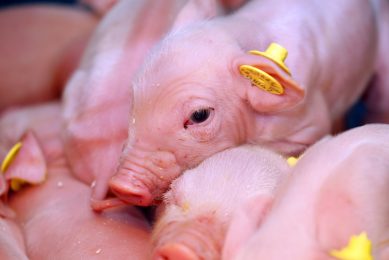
[0,0,76,8]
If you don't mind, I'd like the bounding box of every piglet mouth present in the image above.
[90,172,157,211]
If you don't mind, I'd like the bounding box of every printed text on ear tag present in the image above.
[239,65,284,95]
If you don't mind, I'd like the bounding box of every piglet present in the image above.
[109,0,379,207]
[152,145,289,260]
[224,124,389,260]
[61,0,240,210]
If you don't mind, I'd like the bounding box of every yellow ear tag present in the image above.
[1,142,22,173]
[239,65,284,95]
[10,179,27,191]
[287,156,299,167]
[330,232,373,260]
[249,43,291,75]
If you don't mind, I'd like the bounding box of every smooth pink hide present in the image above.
[225,124,389,260]
[0,213,28,260]
[0,5,97,112]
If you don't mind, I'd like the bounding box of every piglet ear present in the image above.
[1,131,47,195]
[236,43,305,113]
[171,0,222,31]
[222,194,273,260]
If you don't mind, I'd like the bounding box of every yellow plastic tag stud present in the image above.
[239,65,284,95]
[330,232,373,260]
[287,156,299,167]
[10,179,27,191]
[249,43,291,75]
[1,142,22,173]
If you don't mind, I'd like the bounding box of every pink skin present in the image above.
[108,0,378,207]
[61,0,241,210]
[0,103,152,258]
[0,215,28,260]
[151,145,289,260]
[224,124,389,260]
[0,5,97,112]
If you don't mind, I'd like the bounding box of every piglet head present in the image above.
[109,23,304,207]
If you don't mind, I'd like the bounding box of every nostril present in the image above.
[154,243,200,260]
[109,173,153,206]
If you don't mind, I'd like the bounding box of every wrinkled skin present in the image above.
[224,124,389,260]
[0,103,151,259]
[61,0,243,209]
[108,0,379,207]
[151,145,289,260]
[0,4,97,112]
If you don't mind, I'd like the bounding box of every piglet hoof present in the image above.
[109,172,153,207]
[154,243,199,260]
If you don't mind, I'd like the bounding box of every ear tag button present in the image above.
[330,232,373,260]
[287,156,299,167]
[249,43,291,75]
[239,65,284,95]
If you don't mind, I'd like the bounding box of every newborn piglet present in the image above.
[151,145,289,260]
[225,124,389,260]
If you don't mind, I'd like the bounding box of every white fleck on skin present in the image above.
[96,248,102,254]
[132,117,136,124]
[57,181,64,188]
[90,180,96,188]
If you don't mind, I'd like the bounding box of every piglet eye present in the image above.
[184,107,214,128]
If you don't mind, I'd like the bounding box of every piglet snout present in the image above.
[109,171,153,206]
[109,148,181,206]
[152,217,223,260]
[154,243,199,260]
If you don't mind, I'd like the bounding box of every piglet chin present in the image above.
[108,171,153,207]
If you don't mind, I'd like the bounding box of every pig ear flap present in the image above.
[1,131,47,196]
[171,0,221,31]
[222,194,273,260]
[236,47,305,113]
